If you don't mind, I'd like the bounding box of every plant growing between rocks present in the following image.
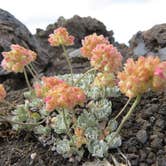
[0,27,165,160]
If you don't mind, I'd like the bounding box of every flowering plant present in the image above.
[90,44,122,73]
[81,33,109,59]
[48,27,74,46]
[0,27,165,160]
[1,44,38,90]
[1,44,37,73]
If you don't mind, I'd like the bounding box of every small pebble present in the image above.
[136,129,148,144]
[30,152,37,160]
[151,137,163,149]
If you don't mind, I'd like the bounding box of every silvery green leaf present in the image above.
[34,125,51,135]
[77,111,98,129]
[39,108,50,117]
[56,139,71,156]
[105,132,122,149]
[11,116,21,130]
[89,99,112,120]
[88,140,108,158]
[85,127,99,140]
[105,86,120,97]
[75,148,85,161]
[23,90,35,99]
[87,86,101,100]
[53,112,71,134]
[11,115,33,131]
[13,105,28,121]
[29,98,43,108]
[107,119,118,132]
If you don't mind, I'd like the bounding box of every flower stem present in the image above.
[114,98,132,120]
[29,63,39,78]
[23,69,32,91]
[111,95,141,142]
[26,65,39,81]
[61,45,74,85]
[62,109,74,144]
[74,68,96,85]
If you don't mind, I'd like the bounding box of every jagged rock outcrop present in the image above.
[0,8,49,77]
[129,24,166,61]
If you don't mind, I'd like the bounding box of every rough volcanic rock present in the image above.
[35,15,115,74]
[129,24,166,61]
[0,8,49,77]
[114,43,131,63]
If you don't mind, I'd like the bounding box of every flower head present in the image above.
[0,84,6,101]
[118,56,161,98]
[34,76,65,98]
[81,33,109,59]
[152,61,166,91]
[48,27,74,46]
[45,84,86,112]
[90,44,122,73]
[93,72,116,88]
[1,44,37,73]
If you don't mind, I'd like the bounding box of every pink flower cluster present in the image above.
[81,33,109,59]
[118,56,166,98]
[34,76,86,112]
[1,44,37,73]
[48,27,74,46]
[34,76,65,98]
[0,84,6,101]
[45,84,86,111]
[91,44,122,73]
[81,33,122,87]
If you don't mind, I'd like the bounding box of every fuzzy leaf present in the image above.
[89,99,112,120]
[56,139,71,157]
[77,111,98,129]
[105,132,122,149]
[88,140,108,158]
[52,112,71,134]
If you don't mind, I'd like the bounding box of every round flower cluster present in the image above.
[48,27,74,46]
[118,56,165,98]
[93,72,116,88]
[91,44,122,73]
[34,76,65,98]
[152,61,166,91]
[81,33,109,59]
[34,76,86,111]
[1,44,37,73]
[45,84,86,111]
[0,84,6,101]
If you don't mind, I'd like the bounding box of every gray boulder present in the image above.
[129,24,166,61]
